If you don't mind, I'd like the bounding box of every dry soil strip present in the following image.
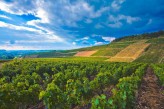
[136,67,164,109]
[74,50,98,57]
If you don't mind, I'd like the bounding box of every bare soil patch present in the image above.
[74,51,98,57]
[136,67,164,109]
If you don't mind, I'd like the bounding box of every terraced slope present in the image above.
[108,41,150,62]
[24,31,164,63]
[92,41,136,56]
[135,37,164,63]
[74,50,97,57]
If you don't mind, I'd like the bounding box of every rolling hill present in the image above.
[25,30,164,63]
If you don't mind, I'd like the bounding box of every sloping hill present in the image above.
[108,41,150,62]
[74,50,97,57]
[25,31,164,63]
[135,37,164,63]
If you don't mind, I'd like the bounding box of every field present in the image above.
[24,31,164,64]
[0,58,163,109]
[74,51,98,57]
[135,38,164,63]
[108,41,150,62]
[0,31,163,109]
[79,41,136,57]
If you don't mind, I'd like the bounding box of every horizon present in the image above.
[0,0,164,50]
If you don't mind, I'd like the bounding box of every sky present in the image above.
[0,0,164,50]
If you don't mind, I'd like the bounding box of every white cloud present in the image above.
[0,21,42,33]
[108,14,140,28]
[109,15,140,24]
[111,0,126,10]
[0,0,35,15]
[94,41,104,45]
[83,37,89,40]
[102,37,116,42]
[72,42,76,45]
[91,6,110,18]
[0,15,11,20]
[85,19,92,23]
[0,21,63,42]
[108,22,122,28]
[0,45,38,50]
[75,36,89,41]
[95,24,104,29]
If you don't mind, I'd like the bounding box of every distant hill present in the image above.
[25,30,164,63]
[0,50,52,60]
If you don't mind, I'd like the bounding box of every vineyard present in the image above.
[108,42,150,62]
[0,58,163,109]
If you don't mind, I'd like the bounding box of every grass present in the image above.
[146,37,164,44]
[24,32,163,63]
[24,57,109,62]
[92,48,122,56]
[92,41,136,56]
[135,44,164,63]
[108,41,150,62]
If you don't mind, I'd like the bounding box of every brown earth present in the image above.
[74,51,98,57]
[136,67,164,109]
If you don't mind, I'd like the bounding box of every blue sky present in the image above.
[0,0,163,50]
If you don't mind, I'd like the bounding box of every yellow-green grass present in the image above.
[108,41,150,62]
[92,41,137,56]
[135,44,164,63]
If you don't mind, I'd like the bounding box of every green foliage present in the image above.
[0,58,154,109]
[151,64,164,86]
[90,64,147,109]
[113,30,164,42]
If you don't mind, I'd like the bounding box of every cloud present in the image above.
[0,45,37,50]
[0,0,35,15]
[0,21,42,33]
[111,0,126,10]
[0,21,63,42]
[108,14,140,28]
[94,41,104,45]
[108,22,122,28]
[72,42,76,45]
[95,24,104,29]
[0,15,11,20]
[85,19,92,23]
[102,37,116,42]
[0,0,164,50]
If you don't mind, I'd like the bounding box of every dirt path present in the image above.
[136,67,164,109]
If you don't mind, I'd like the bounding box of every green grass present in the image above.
[25,51,76,58]
[135,44,164,63]
[24,57,108,62]
[92,41,136,56]
[92,48,122,56]
[146,37,164,44]
[0,60,11,63]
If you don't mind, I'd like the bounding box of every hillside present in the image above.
[25,31,164,63]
